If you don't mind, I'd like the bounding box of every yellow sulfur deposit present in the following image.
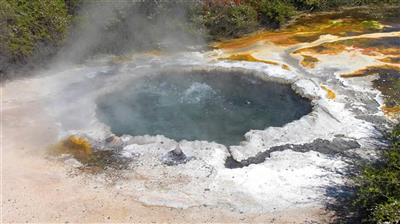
[320,84,336,100]
[66,135,93,156]
[221,53,279,65]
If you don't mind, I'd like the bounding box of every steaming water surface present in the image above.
[96,71,312,145]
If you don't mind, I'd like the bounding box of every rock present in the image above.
[104,135,124,150]
[64,158,83,168]
[161,144,190,166]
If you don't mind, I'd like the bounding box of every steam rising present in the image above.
[36,1,211,140]
[57,0,204,64]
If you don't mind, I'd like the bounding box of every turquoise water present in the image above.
[96,71,312,146]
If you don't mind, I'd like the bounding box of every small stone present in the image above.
[105,136,115,143]
[161,144,190,166]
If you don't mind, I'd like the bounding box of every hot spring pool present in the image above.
[96,70,312,146]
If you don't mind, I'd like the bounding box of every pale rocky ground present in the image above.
[2,76,330,223]
[2,12,400,223]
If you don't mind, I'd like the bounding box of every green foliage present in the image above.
[392,125,400,148]
[372,201,400,223]
[353,124,400,223]
[361,20,384,30]
[258,0,296,27]
[290,0,327,10]
[201,4,258,38]
[372,68,400,108]
[0,0,71,64]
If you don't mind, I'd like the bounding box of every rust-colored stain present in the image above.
[294,43,347,56]
[382,105,400,114]
[300,55,319,69]
[221,53,279,65]
[341,65,400,78]
[320,84,336,100]
[212,31,299,49]
[379,56,400,64]
[294,37,400,60]
[341,70,370,78]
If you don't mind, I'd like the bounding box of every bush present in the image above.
[0,0,71,67]
[353,124,400,223]
[290,0,327,10]
[202,4,258,38]
[258,0,296,28]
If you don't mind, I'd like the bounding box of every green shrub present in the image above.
[258,0,296,28]
[353,124,400,223]
[0,0,71,64]
[202,4,258,38]
[290,0,326,10]
[372,201,400,223]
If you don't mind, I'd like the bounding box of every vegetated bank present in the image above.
[349,124,400,223]
[1,0,400,79]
